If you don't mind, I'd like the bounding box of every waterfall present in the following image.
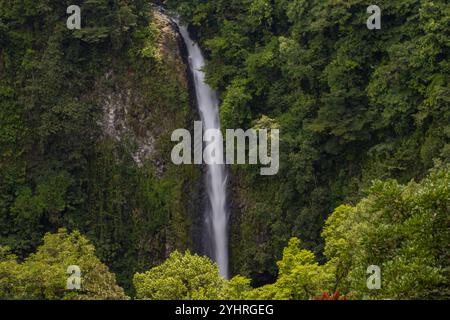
[177,21,229,279]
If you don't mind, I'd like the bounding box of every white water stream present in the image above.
[177,22,229,278]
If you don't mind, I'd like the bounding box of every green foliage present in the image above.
[220,78,252,128]
[0,1,199,295]
[0,229,127,300]
[274,238,335,299]
[245,238,334,300]
[0,0,147,256]
[1,0,449,300]
[323,163,450,299]
[134,251,225,300]
[169,0,450,284]
[229,164,449,300]
[130,21,161,61]
[222,275,253,300]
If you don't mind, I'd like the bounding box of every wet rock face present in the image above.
[98,71,157,167]
[95,8,190,172]
[152,9,189,89]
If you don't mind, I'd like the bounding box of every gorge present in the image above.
[0,0,448,300]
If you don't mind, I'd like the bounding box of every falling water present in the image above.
[177,21,229,278]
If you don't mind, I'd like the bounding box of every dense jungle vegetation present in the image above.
[167,0,449,288]
[0,0,199,294]
[0,0,449,299]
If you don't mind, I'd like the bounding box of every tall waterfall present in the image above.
[177,22,229,278]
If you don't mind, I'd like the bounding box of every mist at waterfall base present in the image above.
[177,21,230,279]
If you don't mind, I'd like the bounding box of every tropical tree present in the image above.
[323,163,450,299]
[133,251,225,300]
[0,229,127,300]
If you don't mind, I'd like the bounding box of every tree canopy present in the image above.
[0,229,127,300]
